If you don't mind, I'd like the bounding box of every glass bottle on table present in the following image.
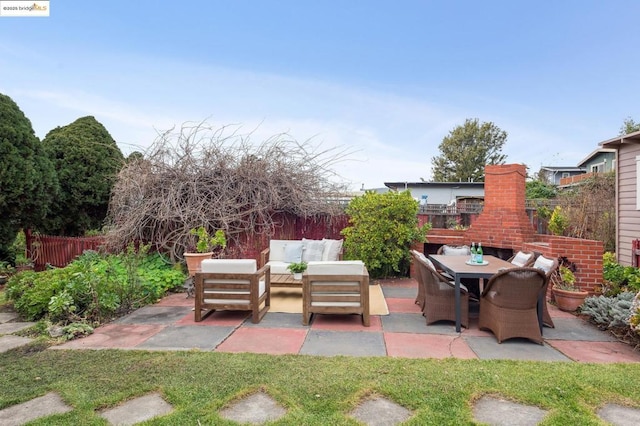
[477,242,483,263]
[470,242,476,263]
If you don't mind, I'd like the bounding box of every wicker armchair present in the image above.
[411,250,427,308]
[479,267,547,344]
[533,255,560,328]
[415,254,470,328]
[508,251,536,267]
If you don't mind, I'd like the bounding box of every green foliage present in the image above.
[581,292,634,329]
[5,248,185,324]
[602,252,640,295]
[41,116,124,236]
[287,261,307,273]
[431,118,507,182]
[547,205,568,236]
[619,116,640,135]
[553,266,577,291]
[189,227,227,253]
[526,180,557,199]
[0,93,58,261]
[341,190,430,278]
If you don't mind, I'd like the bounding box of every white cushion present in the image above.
[442,245,470,256]
[534,255,555,273]
[283,242,304,263]
[306,260,365,275]
[511,251,533,267]
[321,238,343,261]
[201,259,256,273]
[266,261,290,274]
[268,240,290,262]
[302,238,325,262]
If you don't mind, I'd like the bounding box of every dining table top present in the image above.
[428,254,514,278]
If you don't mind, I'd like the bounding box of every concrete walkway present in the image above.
[2,278,640,424]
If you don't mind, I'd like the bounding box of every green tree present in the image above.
[526,180,557,199]
[41,116,124,235]
[619,117,640,135]
[0,93,57,261]
[431,118,507,182]
[341,190,430,278]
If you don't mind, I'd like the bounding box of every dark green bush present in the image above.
[602,252,640,295]
[5,247,185,324]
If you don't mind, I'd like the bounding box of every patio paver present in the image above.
[300,330,386,357]
[385,332,477,359]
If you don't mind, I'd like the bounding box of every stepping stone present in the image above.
[0,335,33,353]
[99,393,173,425]
[219,392,287,424]
[0,321,35,334]
[0,312,19,323]
[597,403,640,426]
[0,392,72,426]
[472,396,548,425]
[349,396,412,426]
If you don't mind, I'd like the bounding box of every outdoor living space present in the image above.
[45,277,640,362]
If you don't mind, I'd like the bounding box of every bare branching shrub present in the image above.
[558,172,615,251]
[105,122,352,260]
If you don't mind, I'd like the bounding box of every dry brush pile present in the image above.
[105,122,352,260]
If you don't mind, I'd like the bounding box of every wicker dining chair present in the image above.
[479,267,547,344]
[415,254,470,328]
[411,250,427,308]
[533,254,560,328]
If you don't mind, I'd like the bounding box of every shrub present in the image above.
[602,252,640,296]
[5,247,185,324]
[341,190,430,278]
[547,205,568,236]
[581,292,635,329]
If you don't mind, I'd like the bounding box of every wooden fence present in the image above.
[30,235,105,271]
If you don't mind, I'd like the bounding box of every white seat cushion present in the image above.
[266,261,290,274]
[307,260,365,275]
[442,245,470,256]
[533,255,555,274]
[201,259,256,273]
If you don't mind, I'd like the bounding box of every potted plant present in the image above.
[184,227,227,276]
[552,265,589,312]
[287,261,307,280]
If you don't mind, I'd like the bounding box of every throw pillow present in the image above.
[511,251,532,267]
[442,245,470,256]
[533,256,555,274]
[283,242,304,263]
[302,238,325,262]
[322,238,343,261]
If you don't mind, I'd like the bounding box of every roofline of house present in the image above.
[600,129,640,147]
[384,181,484,189]
[576,148,617,167]
[540,166,586,172]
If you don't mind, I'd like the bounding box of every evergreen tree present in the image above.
[431,118,507,182]
[0,93,57,260]
[41,116,124,235]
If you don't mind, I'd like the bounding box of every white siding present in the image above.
[617,144,640,265]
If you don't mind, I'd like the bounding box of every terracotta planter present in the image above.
[552,287,589,312]
[184,252,212,276]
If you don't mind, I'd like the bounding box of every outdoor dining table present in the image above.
[428,254,528,332]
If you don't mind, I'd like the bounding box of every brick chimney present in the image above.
[465,164,535,250]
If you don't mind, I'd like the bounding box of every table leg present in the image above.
[455,277,461,332]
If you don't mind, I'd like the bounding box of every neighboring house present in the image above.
[557,148,617,188]
[539,166,586,186]
[384,181,484,206]
[599,129,640,266]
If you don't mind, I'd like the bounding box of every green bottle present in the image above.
[477,242,483,263]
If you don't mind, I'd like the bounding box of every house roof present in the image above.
[540,166,585,172]
[384,181,484,190]
[576,148,616,167]
[600,129,640,148]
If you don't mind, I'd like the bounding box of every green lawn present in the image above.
[1,346,639,425]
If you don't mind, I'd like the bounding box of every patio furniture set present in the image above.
[193,239,371,326]
[412,245,559,344]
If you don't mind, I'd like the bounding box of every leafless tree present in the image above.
[105,121,353,260]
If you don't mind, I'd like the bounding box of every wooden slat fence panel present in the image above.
[32,235,105,270]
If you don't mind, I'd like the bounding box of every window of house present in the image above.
[591,162,605,173]
[561,172,570,178]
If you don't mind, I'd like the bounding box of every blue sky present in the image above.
[1,1,639,190]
